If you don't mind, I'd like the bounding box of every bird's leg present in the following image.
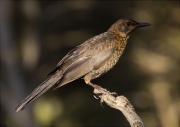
[88,82,117,96]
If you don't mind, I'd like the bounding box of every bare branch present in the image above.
[94,89,145,127]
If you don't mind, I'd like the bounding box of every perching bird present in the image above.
[15,18,150,112]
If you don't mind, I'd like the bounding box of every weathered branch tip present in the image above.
[93,88,145,127]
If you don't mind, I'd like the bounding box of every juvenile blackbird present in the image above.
[15,18,150,112]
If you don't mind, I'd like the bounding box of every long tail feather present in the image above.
[15,76,61,112]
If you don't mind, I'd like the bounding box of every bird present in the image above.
[15,18,150,112]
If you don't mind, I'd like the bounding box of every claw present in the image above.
[93,95,99,99]
[100,98,104,108]
[111,92,118,96]
[93,93,102,99]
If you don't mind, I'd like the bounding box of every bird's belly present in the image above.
[86,50,123,80]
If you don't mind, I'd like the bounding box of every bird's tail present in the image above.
[15,75,61,112]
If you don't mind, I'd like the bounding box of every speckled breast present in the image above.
[88,37,128,80]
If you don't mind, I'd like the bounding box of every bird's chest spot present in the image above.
[116,37,128,50]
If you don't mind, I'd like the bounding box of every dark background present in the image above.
[1,1,179,127]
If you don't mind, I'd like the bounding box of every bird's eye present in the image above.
[126,22,131,26]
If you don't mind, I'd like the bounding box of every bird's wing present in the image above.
[47,32,117,89]
[46,41,89,76]
[47,32,117,76]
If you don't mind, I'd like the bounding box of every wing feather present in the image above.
[48,32,118,89]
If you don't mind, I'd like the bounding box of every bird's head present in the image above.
[108,18,150,37]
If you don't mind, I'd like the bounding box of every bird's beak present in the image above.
[136,22,151,28]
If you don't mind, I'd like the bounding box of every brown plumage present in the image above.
[15,18,150,112]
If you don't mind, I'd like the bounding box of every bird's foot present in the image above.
[91,84,117,96]
[89,83,117,107]
[92,85,117,107]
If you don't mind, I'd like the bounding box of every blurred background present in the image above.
[1,1,179,127]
